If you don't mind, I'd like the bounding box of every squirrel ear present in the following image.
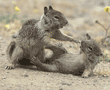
[49,6,53,10]
[86,33,91,40]
[44,7,48,15]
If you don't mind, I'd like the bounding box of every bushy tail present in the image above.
[6,41,16,59]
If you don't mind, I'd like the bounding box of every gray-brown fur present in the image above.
[31,34,103,78]
[6,6,79,69]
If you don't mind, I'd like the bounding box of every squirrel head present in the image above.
[80,33,103,57]
[42,6,68,29]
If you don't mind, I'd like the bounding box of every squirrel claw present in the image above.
[5,66,14,70]
[82,75,89,78]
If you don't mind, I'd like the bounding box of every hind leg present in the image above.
[38,46,45,63]
[6,46,23,70]
[45,46,66,63]
[31,56,59,72]
[29,47,45,70]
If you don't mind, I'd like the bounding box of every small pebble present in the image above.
[2,77,6,79]
[23,74,29,77]
[103,74,109,77]
[62,82,67,85]
[46,83,50,87]
[1,53,5,55]
[46,88,50,90]
[59,86,63,90]
[0,37,2,40]
[21,71,28,77]
[67,83,72,86]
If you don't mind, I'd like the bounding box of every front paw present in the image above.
[5,64,15,70]
[60,46,67,53]
[56,43,67,53]
[82,70,91,78]
[30,56,37,64]
[56,42,63,47]
[72,39,81,44]
[82,74,89,78]
[30,56,41,65]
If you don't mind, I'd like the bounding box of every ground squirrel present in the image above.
[31,34,103,78]
[6,6,79,69]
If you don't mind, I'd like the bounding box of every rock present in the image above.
[0,37,2,40]
[21,71,29,77]
[2,77,6,79]
[59,86,63,90]
[23,74,29,77]
[61,82,71,86]
[67,83,72,86]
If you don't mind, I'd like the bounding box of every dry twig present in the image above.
[95,20,110,44]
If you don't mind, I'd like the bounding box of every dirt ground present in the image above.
[1,0,110,90]
[0,36,110,90]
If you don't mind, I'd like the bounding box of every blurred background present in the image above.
[0,0,110,39]
[0,0,110,77]
[0,0,110,36]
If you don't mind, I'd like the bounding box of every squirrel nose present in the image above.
[64,21,68,26]
[100,53,103,56]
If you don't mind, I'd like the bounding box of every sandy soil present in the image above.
[0,28,109,90]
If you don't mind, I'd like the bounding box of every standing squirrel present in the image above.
[31,34,103,78]
[6,6,79,69]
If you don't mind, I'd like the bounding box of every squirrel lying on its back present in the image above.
[31,33,103,78]
[6,6,79,69]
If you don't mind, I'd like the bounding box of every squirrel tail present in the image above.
[6,41,16,59]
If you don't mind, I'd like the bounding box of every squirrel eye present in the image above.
[54,16,59,20]
[88,46,93,51]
